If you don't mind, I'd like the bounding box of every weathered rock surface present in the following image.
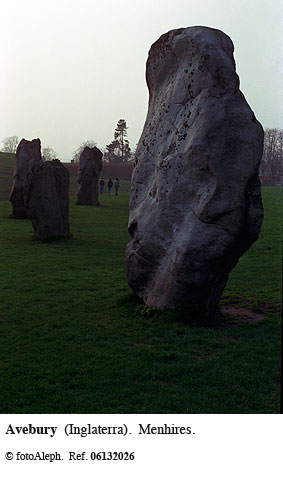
[10,138,41,218]
[76,147,103,205]
[25,159,70,241]
[126,26,264,319]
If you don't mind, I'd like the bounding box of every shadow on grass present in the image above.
[28,235,112,250]
[117,292,234,330]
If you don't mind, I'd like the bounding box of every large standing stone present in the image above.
[76,147,103,205]
[10,138,41,218]
[126,26,264,319]
[24,159,70,241]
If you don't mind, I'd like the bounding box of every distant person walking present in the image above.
[107,178,113,195]
[99,178,105,195]
[114,178,120,196]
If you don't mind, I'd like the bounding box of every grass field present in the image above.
[0,153,281,413]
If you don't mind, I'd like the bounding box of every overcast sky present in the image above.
[1,0,282,161]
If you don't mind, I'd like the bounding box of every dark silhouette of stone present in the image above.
[24,159,70,241]
[76,147,103,205]
[10,138,41,218]
[126,26,264,319]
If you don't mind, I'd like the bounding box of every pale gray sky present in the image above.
[1,0,282,161]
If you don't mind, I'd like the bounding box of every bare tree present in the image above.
[2,136,19,153]
[260,128,283,185]
[72,140,97,164]
[42,147,58,161]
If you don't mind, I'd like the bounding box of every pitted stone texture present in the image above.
[126,26,264,318]
[10,138,41,218]
[76,146,103,205]
[25,159,70,241]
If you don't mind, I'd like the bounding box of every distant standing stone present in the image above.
[25,159,71,241]
[126,26,264,319]
[10,138,41,218]
[76,147,103,205]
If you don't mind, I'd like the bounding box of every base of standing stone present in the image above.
[76,200,101,206]
[32,233,72,242]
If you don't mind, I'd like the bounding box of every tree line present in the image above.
[259,128,282,185]
[2,127,282,183]
[1,135,58,161]
[71,119,133,164]
[2,118,134,164]
[1,119,133,165]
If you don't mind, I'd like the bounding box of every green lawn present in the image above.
[0,187,281,413]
